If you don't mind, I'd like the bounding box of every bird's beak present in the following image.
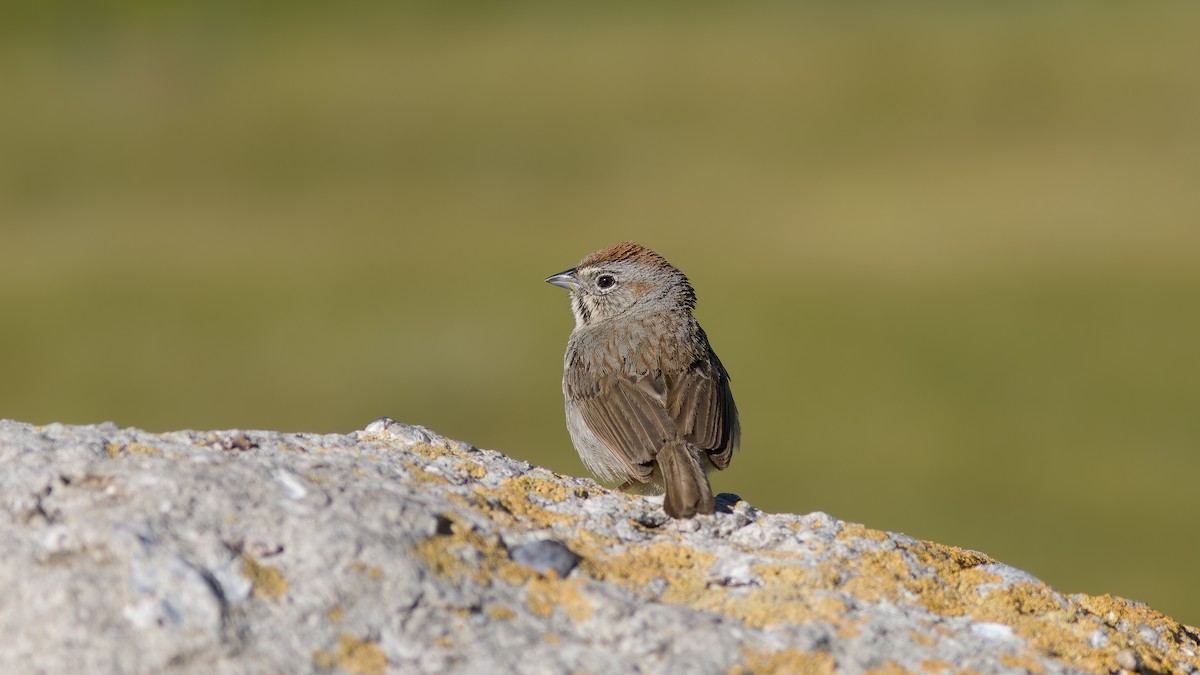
[545,268,580,290]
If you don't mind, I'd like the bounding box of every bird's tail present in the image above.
[658,440,714,518]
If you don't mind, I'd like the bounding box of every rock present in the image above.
[509,539,581,578]
[0,418,1197,674]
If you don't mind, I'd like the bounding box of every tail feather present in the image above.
[658,441,714,518]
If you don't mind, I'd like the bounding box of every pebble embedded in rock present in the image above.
[509,539,580,578]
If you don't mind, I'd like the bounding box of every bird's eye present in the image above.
[596,275,616,289]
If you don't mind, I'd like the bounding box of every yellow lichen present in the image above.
[568,527,621,560]
[718,565,853,630]
[106,442,161,458]
[526,576,592,622]
[240,554,289,598]
[487,606,516,621]
[863,661,909,675]
[472,476,581,528]
[313,634,387,675]
[327,606,345,624]
[407,442,459,460]
[909,631,936,648]
[736,648,835,674]
[404,461,1200,675]
[410,514,534,587]
[999,653,1046,674]
[815,532,1199,674]
[508,475,571,503]
[454,461,487,479]
[350,561,384,580]
[403,461,450,485]
[966,590,1200,674]
[579,540,714,606]
[127,442,161,456]
[836,620,861,639]
[837,522,892,542]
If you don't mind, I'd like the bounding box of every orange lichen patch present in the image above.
[412,517,506,584]
[105,442,161,458]
[565,527,620,562]
[454,461,487,479]
[127,442,162,456]
[751,543,829,560]
[713,529,1198,673]
[327,606,345,624]
[403,461,450,485]
[579,540,714,605]
[350,561,384,580]
[410,514,535,587]
[443,491,483,511]
[406,442,461,460]
[864,661,909,675]
[731,572,853,630]
[1078,593,1200,650]
[575,537,862,632]
[412,512,596,623]
[240,554,289,598]
[836,547,962,608]
[487,606,516,621]
[909,631,937,648]
[526,576,592,622]
[573,538,865,633]
[999,653,1046,673]
[974,582,1064,618]
[508,475,573,503]
[472,476,582,528]
[806,535,1194,673]
[793,536,1001,617]
[415,474,1200,675]
[971,591,1200,674]
[836,620,861,639]
[919,659,952,672]
[735,648,835,674]
[543,633,561,645]
[836,522,891,542]
[313,634,387,675]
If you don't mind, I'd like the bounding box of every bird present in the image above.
[545,242,740,518]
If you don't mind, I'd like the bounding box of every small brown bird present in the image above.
[545,242,740,518]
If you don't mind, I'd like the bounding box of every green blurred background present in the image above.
[3,3,1198,625]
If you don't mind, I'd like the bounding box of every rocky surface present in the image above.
[1,418,1197,674]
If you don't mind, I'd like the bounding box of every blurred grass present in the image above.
[2,3,1198,624]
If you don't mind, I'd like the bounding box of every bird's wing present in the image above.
[663,347,740,470]
[566,357,670,483]
[566,338,740,479]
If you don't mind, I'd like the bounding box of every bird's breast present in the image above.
[567,313,696,377]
